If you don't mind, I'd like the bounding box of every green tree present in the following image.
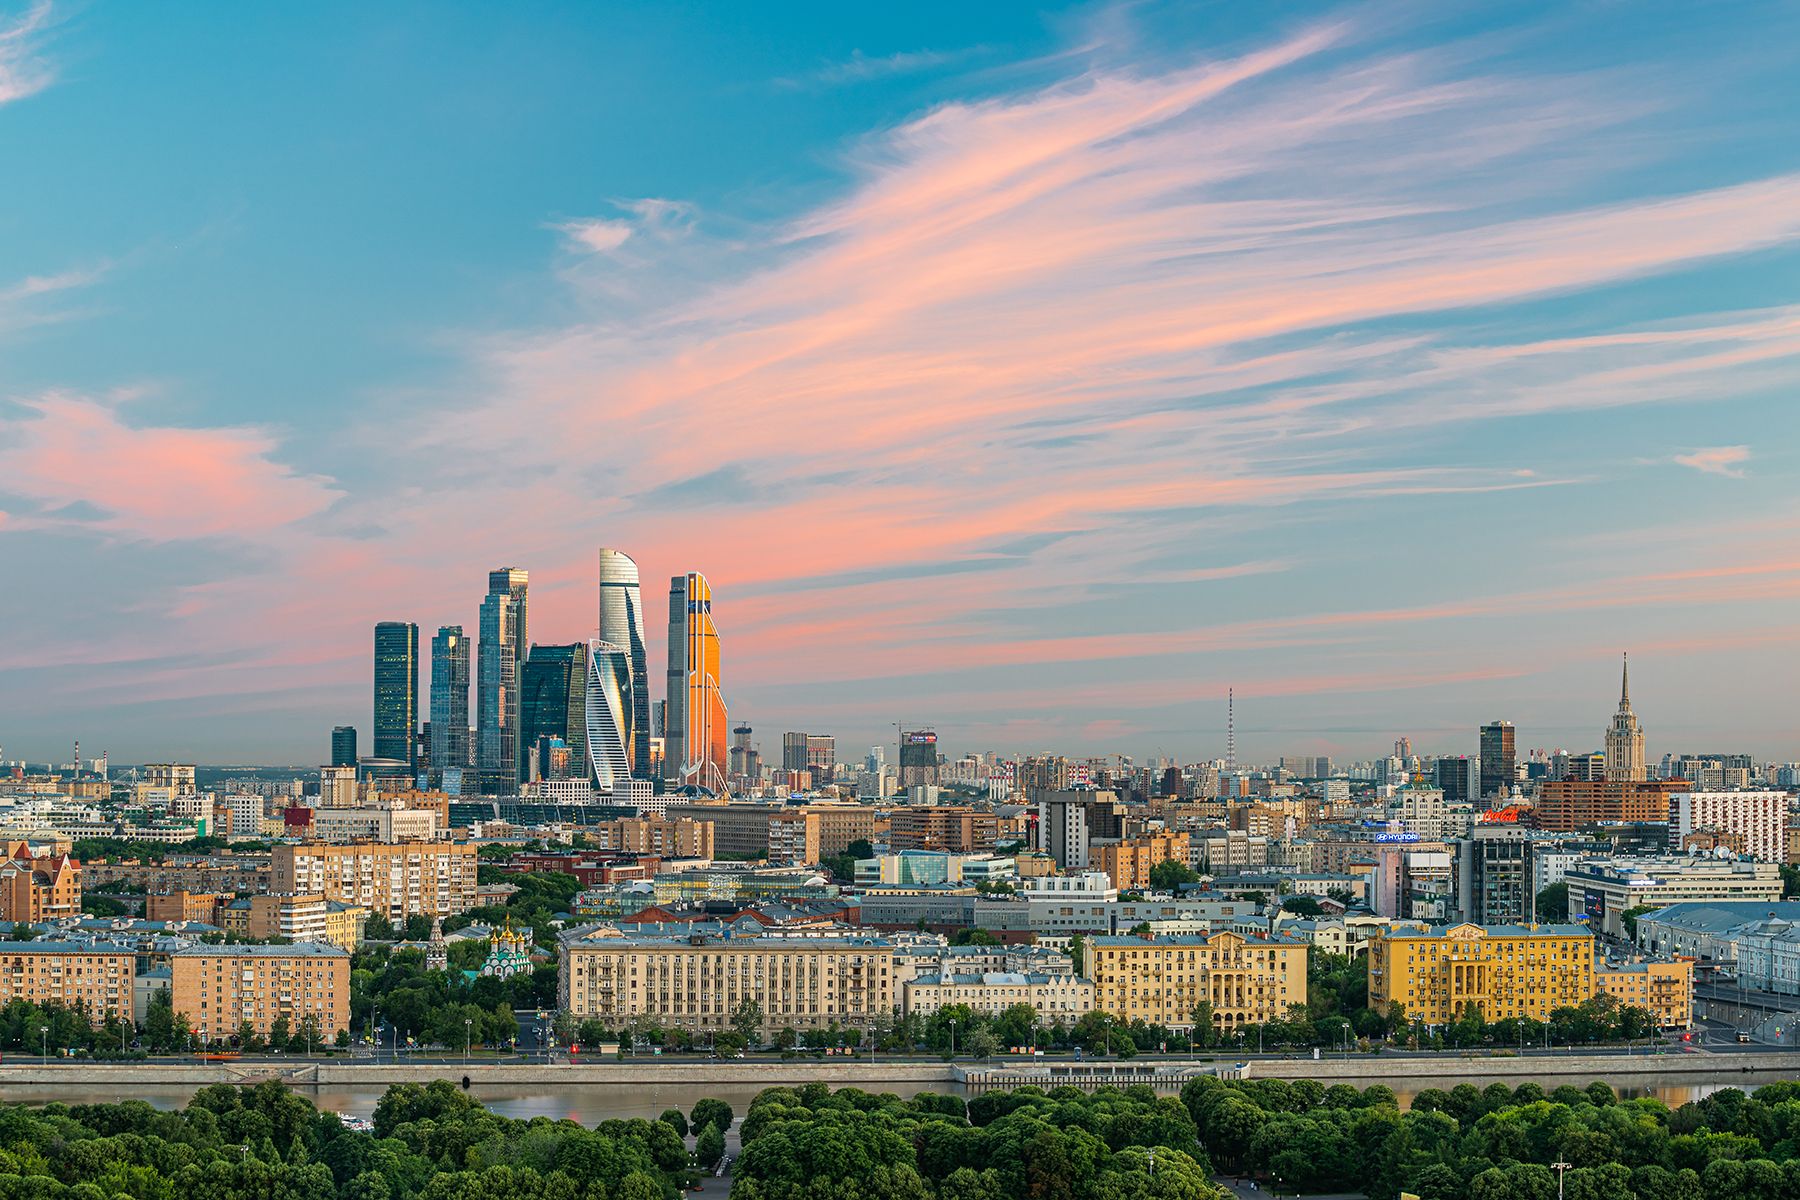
[1148,859,1200,891]
[659,1108,689,1138]
[696,1122,726,1170]
[1280,895,1324,917]
[1536,881,1571,921]
[731,998,764,1046]
[691,1099,734,1136]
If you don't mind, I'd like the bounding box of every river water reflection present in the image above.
[3,1070,1798,1121]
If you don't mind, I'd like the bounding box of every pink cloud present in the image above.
[0,394,341,541]
[1673,445,1751,478]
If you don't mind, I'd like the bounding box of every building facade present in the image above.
[373,621,420,771]
[0,943,135,1019]
[0,842,81,923]
[1531,779,1688,832]
[902,970,1094,1023]
[664,572,727,795]
[558,928,893,1034]
[429,625,470,783]
[1668,790,1787,863]
[272,841,478,921]
[1604,654,1647,782]
[1087,929,1308,1032]
[1092,832,1191,890]
[1368,922,1596,1024]
[1479,721,1516,798]
[477,567,529,789]
[889,806,996,853]
[1595,959,1691,1028]
[171,944,350,1042]
[597,548,653,780]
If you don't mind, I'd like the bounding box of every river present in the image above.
[1,1071,1794,1120]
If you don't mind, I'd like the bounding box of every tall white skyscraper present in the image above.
[584,639,632,794]
[597,548,651,779]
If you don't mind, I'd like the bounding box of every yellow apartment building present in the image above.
[1596,958,1693,1029]
[1368,922,1595,1024]
[1087,929,1308,1031]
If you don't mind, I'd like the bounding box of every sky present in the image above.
[2,0,1799,768]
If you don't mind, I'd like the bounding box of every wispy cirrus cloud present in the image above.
[0,0,55,105]
[777,45,990,90]
[407,12,1800,701]
[12,3,1800,756]
[1674,445,1752,478]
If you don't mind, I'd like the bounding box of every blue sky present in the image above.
[2,0,1798,767]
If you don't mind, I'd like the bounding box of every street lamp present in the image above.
[1551,1159,1571,1200]
[948,1018,956,1060]
[39,1025,49,1065]
[465,1018,473,1063]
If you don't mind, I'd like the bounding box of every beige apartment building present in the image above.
[145,890,226,925]
[1092,832,1190,890]
[583,817,715,859]
[1087,929,1308,1032]
[559,928,893,1035]
[308,807,440,843]
[888,806,999,853]
[218,894,368,949]
[272,842,477,921]
[171,943,350,1042]
[667,802,875,865]
[0,943,136,1020]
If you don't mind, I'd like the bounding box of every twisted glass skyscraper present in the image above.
[585,639,632,794]
[597,548,651,779]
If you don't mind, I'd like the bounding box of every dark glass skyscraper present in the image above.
[597,548,651,780]
[520,642,589,781]
[330,725,357,768]
[372,621,419,770]
[477,568,529,789]
[429,625,470,780]
[1479,720,1516,798]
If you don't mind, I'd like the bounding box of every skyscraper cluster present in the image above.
[355,550,729,799]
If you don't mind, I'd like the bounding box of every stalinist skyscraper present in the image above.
[1604,653,1646,781]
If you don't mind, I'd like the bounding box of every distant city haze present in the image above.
[2,2,1797,763]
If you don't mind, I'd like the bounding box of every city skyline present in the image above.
[4,2,1800,761]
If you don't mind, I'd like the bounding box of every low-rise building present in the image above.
[855,851,1014,887]
[902,970,1094,1023]
[1087,929,1308,1032]
[1563,857,1783,938]
[145,890,225,925]
[171,943,351,1042]
[1595,958,1692,1029]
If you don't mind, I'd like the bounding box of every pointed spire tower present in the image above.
[1604,652,1646,781]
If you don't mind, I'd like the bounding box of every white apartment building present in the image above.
[1668,790,1788,863]
[902,970,1095,1023]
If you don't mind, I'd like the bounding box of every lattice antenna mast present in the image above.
[1225,689,1236,772]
